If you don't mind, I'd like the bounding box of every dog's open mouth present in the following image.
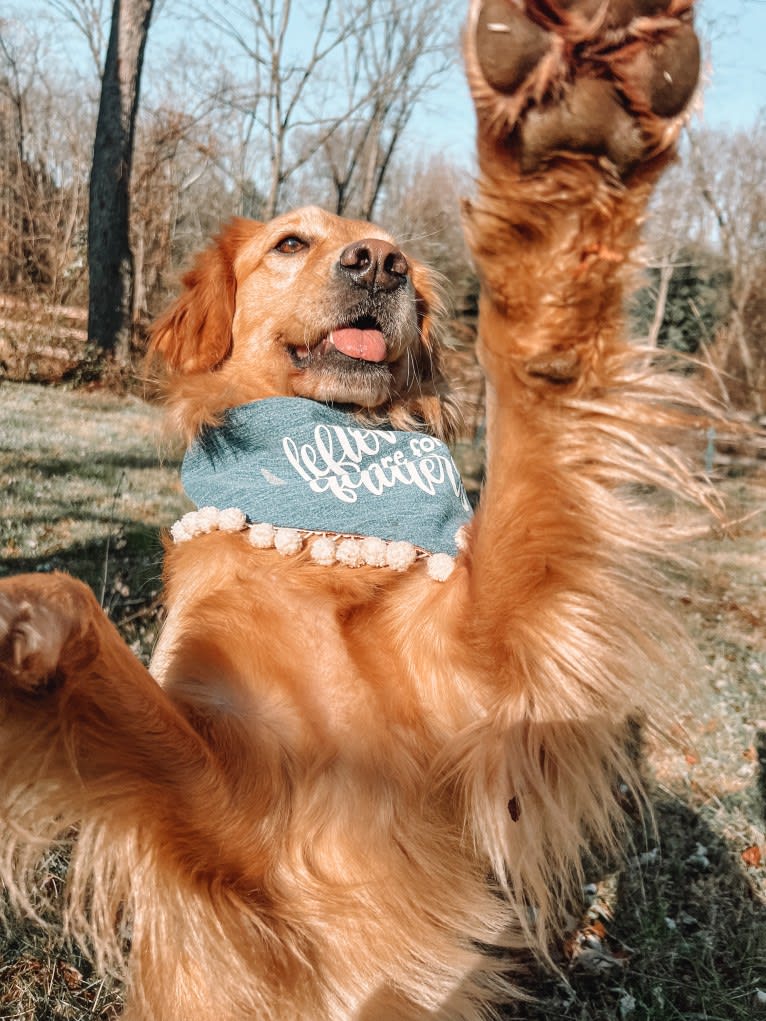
[289,316,388,367]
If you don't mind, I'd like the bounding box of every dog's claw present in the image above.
[468,0,699,175]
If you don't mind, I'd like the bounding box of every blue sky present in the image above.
[16,0,766,162]
[412,0,766,161]
[695,0,766,127]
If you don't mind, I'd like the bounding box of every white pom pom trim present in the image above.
[218,507,247,532]
[336,538,364,568]
[274,528,303,556]
[454,525,470,551]
[426,552,456,582]
[248,522,276,548]
[360,536,388,567]
[169,507,457,581]
[386,541,417,572]
[170,519,193,543]
[196,506,220,533]
[310,536,336,566]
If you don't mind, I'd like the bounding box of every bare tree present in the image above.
[0,21,36,293]
[686,121,766,411]
[294,0,458,221]
[43,0,109,77]
[193,0,457,220]
[87,0,154,365]
[130,99,226,319]
[641,116,766,412]
[193,0,361,218]
[0,18,92,303]
[347,0,459,221]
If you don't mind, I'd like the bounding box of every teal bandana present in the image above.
[181,398,472,556]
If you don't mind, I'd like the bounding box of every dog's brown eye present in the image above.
[274,236,307,255]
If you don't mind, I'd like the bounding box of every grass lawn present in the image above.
[0,382,190,661]
[0,381,764,1020]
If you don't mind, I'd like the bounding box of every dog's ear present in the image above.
[389,263,463,443]
[148,218,261,374]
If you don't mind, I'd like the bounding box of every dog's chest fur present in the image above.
[153,539,498,966]
[155,536,483,768]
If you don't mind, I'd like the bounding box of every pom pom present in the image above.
[196,506,220,533]
[248,523,276,549]
[454,525,470,551]
[170,519,193,543]
[179,510,202,533]
[218,507,247,532]
[336,538,364,568]
[310,536,336,566]
[360,537,388,567]
[386,541,417,572]
[274,527,303,556]
[425,553,455,582]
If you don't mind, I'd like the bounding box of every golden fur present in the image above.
[148,206,460,445]
[0,2,716,1018]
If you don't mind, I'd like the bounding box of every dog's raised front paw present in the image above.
[0,574,99,694]
[466,0,700,174]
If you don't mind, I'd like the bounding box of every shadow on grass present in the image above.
[0,524,163,583]
[3,454,166,475]
[0,524,166,663]
[1,790,762,1020]
[2,508,172,534]
[500,794,766,1020]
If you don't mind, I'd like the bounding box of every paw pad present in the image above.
[470,0,700,174]
[475,0,551,95]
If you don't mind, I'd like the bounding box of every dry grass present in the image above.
[0,381,764,1020]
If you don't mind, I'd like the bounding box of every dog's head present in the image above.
[148,206,460,442]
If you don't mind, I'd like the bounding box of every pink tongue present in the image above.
[331,327,387,363]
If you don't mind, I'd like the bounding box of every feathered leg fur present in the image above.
[433,0,717,948]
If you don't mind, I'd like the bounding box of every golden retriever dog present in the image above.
[0,1,711,1018]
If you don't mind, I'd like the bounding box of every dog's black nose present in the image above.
[338,238,409,292]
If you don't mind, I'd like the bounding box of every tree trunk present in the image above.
[87,0,154,366]
[647,258,673,348]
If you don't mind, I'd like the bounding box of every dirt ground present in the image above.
[0,382,764,1020]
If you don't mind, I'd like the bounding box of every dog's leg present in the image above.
[461,0,703,662]
[0,572,287,1014]
[452,0,707,943]
[0,572,255,898]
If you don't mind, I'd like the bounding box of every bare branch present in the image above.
[42,0,108,77]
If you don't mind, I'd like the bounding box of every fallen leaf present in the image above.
[741,845,763,868]
[58,961,83,989]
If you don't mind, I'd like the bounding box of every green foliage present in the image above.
[630,246,731,353]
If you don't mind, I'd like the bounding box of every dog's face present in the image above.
[149,206,458,441]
